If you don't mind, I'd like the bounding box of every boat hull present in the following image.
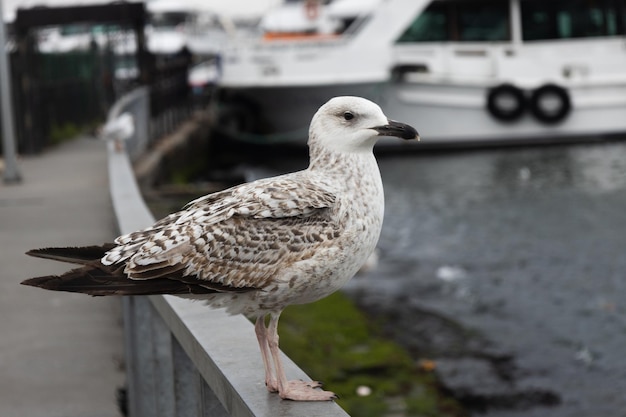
[217,80,626,146]
[216,82,386,144]
[381,81,626,145]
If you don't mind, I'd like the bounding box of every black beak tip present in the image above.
[375,119,420,141]
[401,125,420,140]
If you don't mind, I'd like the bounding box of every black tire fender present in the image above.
[486,84,526,122]
[529,84,571,124]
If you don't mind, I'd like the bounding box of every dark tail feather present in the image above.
[21,268,116,296]
[23,244,254,296]
[21,265,221,296]
[26,244,116,266]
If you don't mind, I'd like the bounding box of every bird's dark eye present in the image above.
[343,111,354,121]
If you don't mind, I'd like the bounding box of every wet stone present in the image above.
[435,358,560,413]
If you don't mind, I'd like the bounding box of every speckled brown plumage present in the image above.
[22,96,419,401]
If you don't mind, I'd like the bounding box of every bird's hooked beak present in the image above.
[373,119,420,141]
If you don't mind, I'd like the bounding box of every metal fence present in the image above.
[9,2,147,154]
[106,88,350,417]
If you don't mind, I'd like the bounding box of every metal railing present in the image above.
[107,89,349,417]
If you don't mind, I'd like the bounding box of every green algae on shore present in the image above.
[279,291,466,417]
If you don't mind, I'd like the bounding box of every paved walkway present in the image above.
[0,137,125,417]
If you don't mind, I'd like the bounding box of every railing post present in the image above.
[0,0,22,183]
[150,300,176,417]
[201,376,230,417]
[123,296,159,417]
[172,337,204,417]
[125,295,231,417]
[172,337,229,417]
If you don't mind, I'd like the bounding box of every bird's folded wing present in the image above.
[102,175,341,290]
[112,174,336,247]
[183,173,337,219]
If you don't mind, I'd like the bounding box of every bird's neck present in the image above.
[307,144,383,201]
[308,143,376,174]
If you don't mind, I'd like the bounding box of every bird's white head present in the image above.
[308,96,419,154]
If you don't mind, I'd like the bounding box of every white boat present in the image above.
[32,1,231,56]
[146,0,236,56]
[217,0,626,146]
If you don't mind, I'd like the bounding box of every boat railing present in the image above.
[106,88,350,417]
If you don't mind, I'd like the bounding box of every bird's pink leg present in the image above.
[267,312,337,401]
[255,316,279,392]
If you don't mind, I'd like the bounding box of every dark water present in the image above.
[354,142,626,417]
[220,140,626,417]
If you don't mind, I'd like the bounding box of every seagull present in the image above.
[99,112,134,152]
[21,96,419,401]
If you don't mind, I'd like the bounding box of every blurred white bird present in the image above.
[99,112,134,152]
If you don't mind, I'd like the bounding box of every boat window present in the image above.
[397,2,448,42]
[396,0,510,43]
[521,0,624,40]
[456,2,509,41]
